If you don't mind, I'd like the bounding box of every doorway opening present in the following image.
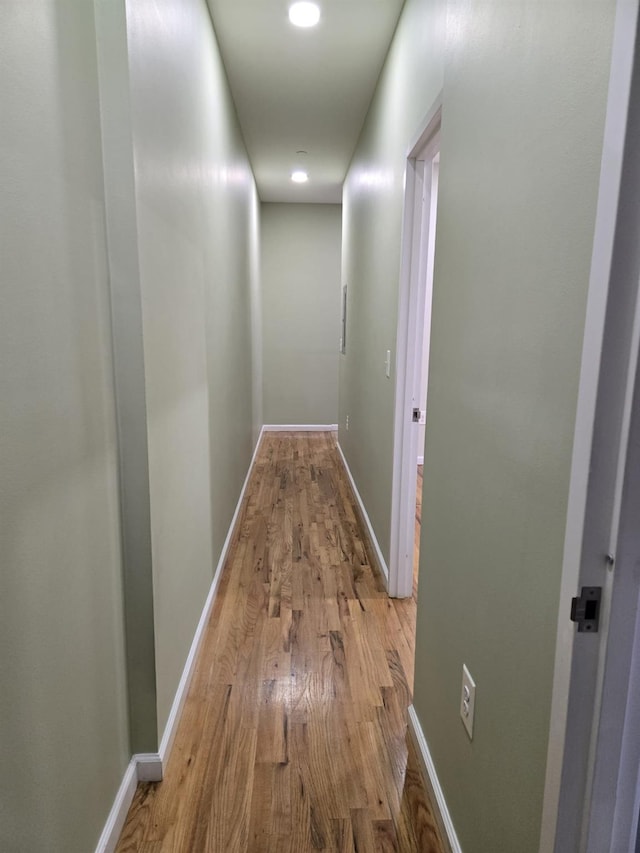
[389,103,441,600]
[414,151,439,597]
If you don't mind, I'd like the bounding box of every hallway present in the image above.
[116,432,443,852]
[1,0,630,848]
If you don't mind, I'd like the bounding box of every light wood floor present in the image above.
[116,432,443,852]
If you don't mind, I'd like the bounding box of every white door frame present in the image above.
[586,281,640,853]
[539,2,639,849]
[389,99,441,599]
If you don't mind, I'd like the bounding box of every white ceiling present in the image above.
[207,0,405,203]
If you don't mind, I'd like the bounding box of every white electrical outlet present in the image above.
[460,664,476,740]
[346,415,349,430]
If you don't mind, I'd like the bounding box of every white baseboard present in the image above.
[262,423,338,432]
[335,441,389,584]
[407,704,462,853]
[97,430,265,853]
[95,758,138,853]
[417,455,424,465]
[158,428,265,765]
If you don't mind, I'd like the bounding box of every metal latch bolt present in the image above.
[570,587,602,633]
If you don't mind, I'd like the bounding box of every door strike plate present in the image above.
[570,587,602,633]
[412,408,420,422]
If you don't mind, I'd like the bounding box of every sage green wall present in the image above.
[0,2,129,850]
[339,0,446,558]
[416,3,615,850]
[0,0,260,844]
[340,0,616,850]
[125,0,261,734]
[262,203,341,425]
[94,0,158,755]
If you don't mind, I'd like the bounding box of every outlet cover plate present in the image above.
[460,664,476,740]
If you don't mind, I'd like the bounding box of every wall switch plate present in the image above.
[460,664,476,740]
[385,350,391,378]
[346,415,349,430]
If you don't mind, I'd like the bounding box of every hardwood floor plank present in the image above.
[115,432,443,853]
[256,678,288,764]
[373,819,400,852]
[204,724,257,852]
[330,818,356,853]
[350,808,377,852]
[115,783,159,852]
[356,720,393,821]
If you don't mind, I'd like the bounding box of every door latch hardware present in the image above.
[412,408,421,422]
[570,587,602,633]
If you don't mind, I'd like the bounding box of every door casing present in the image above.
[389,99,441,599]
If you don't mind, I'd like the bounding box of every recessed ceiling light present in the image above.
[288,2,320,28]
[291,170,309,183]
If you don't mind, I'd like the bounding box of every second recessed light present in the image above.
[291,170,309,183]
[289,2,320,28]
